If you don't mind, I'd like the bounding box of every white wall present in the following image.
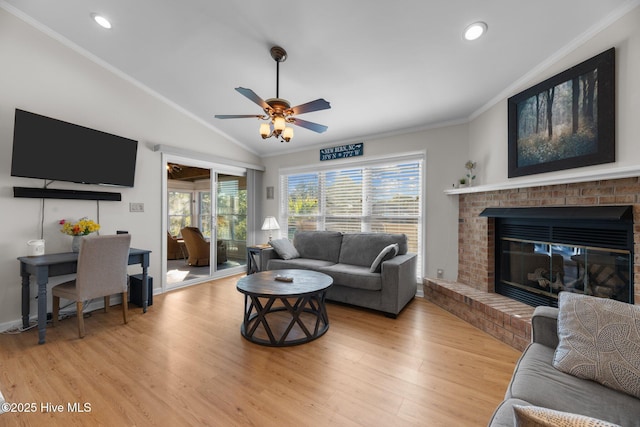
[261,123,469,281]
[0,9,260,327]
[470,5,640,187]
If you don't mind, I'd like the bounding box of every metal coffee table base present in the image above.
[241,291,329,347]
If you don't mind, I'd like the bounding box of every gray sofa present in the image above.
[260,231,417,317]
[489,304,640,427]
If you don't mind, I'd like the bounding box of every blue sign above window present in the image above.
[320,143,363,161]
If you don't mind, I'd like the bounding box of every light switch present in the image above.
[129,202,144,212]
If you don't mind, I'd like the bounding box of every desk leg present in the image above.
[142,266,149,313]
[21,272,30,329]
[36,269,49,344]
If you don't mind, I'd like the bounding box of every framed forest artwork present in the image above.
[507,48,615,178]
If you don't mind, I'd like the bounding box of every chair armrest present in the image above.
[259,247,280,271]
[531,306,559,349]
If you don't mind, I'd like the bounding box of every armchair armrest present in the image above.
[531,306,559,349]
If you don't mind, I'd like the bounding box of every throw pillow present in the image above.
[553,292,640,399]
[269,238,300,260]
[369,243,399,273]
[513,405,621,427]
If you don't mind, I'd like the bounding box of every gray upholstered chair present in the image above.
[52,234,131,338]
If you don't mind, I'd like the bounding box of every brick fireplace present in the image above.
[424,177,640,351]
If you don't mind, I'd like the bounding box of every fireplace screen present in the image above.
[500,238,631,304]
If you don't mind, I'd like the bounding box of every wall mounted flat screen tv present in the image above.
[11,109,138,187]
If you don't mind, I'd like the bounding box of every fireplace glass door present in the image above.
[500,238,631,305]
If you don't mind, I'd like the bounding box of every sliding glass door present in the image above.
[164,158,247,290]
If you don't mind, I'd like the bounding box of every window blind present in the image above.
[280,157,423,277]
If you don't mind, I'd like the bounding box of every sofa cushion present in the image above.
[293,231,343,263]
[267,258,335,271]
[320,263,382,291]
[369,243,399,273]
[489,398,533,427]
[269,238,300,260]
[508,343,640,426]
[338,232,407,267]
[513,405,621,427]
[553,292,640,399]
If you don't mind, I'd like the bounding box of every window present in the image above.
[198,191,211,238]
[168,191,192,236]
[280,156,423,276]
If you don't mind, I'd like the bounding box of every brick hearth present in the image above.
[423,279,533,351]
[424,177,640,351]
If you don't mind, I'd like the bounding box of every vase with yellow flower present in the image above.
[59,218,100,252]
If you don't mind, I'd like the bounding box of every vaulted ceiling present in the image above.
[2,0,635,157]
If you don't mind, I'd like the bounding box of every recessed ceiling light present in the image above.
[464,21,487,41]
[91,13,112,29]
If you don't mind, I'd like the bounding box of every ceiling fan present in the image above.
[215,46,331,143]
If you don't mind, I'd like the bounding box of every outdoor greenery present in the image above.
[217,188,247,241]
[168,191,192,236]
[284,163,421,254]
[168,176,246,243]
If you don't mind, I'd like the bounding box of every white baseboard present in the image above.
[0,293,141,333]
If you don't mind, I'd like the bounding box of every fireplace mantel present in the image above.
[444,165,640,195]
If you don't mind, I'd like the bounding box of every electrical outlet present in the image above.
[437,269,444,279]
[129,202,144,212]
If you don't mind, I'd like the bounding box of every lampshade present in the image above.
[261,216,280,231]
[261,216,280,241]
[282,127,294,142]
[273,116,286,132]
[259,123,271,138]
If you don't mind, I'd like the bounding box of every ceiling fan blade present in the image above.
[235,87,270,110]
[289,98,331,115]
[214,114,263,119]
[291,118,328,133]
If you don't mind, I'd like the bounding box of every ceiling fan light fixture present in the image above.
[282,127,294,142]
[273,116,286,132]
[259,123,271,138]
[215,45,330,143]
[91,13,112,29]
[464,21,487,41]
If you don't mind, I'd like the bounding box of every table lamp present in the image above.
[261,216,280,242]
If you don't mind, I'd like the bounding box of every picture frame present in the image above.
[507,48,615,178]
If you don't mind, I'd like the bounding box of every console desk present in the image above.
[18,248,151,344]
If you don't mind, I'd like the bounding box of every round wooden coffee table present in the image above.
[236,269,333,346]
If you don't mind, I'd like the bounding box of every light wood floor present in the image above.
[0,274,521,426]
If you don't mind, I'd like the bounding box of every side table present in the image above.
[247,245,270,275]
